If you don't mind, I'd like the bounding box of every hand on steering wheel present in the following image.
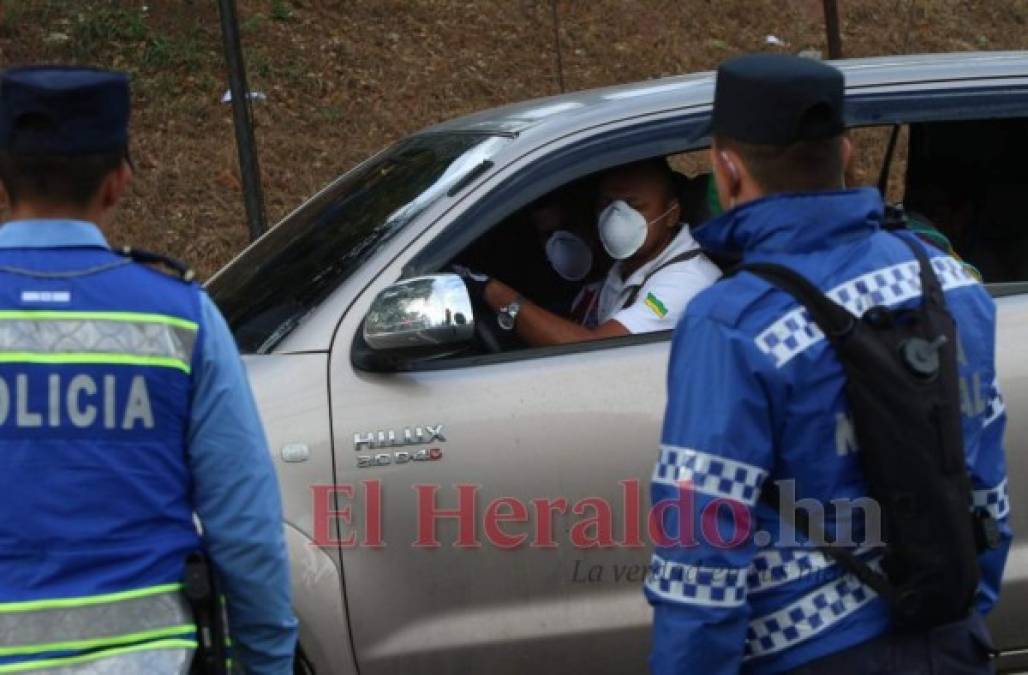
[451,265,503,353]
[473,302,504,353]
[450,265,489,302]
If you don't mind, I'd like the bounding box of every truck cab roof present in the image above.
[426,51,1028,138]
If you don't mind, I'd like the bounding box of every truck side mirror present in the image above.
[360,274,475,362]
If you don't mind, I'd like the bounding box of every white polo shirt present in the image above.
[596,224,722,334]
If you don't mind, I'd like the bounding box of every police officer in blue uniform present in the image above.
[0,67,297,672]
[647,55,1009,674]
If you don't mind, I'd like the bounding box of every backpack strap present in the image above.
[737,261,856,347]
[891,231,946,310]
[621,249,702,310]
[759,481,898,605]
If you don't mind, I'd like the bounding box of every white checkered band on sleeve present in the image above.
[743,557,883,660]
[983,377,1005,428]
[754,256,979,368]
[747,546,879,594]
[931,255,980,289]
[652,445,769,507]
[645,554,749,608]
[972,479,1010,521]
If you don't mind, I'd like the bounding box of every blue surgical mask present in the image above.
[545,230,593,282]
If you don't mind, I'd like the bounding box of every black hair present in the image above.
[0,149,126,207]
[714,134,844,194]
[599,157,676,201]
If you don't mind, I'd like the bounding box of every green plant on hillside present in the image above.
[270,0,293,22]
[241,12,266,33]
[70,4,149,58]
[319,106,345,122]
[1,0,58,38]
[141,32,209,73]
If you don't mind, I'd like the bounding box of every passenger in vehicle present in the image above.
[456,158,721,346]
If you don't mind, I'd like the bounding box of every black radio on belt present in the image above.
[184,551,229,675]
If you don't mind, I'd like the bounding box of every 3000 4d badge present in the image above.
[354,424,446,469]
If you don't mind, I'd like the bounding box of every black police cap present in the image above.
[0,66,130,156]
[711,53,844,146]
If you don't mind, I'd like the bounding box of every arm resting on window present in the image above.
[484,278,629,346]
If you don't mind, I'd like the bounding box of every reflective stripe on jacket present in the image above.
[0,584,194,673]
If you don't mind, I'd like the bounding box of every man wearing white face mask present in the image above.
[592,159,722,333]
[463,159,720,346]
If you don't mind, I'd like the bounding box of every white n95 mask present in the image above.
[597,200,676,260]
[545,230,593,281]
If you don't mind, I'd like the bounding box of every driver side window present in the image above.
[444,149,722,356]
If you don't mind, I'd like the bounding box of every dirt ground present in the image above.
[1,0,1026,278]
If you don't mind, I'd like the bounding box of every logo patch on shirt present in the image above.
[644,292,668,318]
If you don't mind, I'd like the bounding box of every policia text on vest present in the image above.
[0,372,155,429]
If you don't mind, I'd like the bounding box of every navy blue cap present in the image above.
[710,53,844,146]
[0,66,130,156]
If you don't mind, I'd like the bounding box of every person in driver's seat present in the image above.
[457,158,721,346]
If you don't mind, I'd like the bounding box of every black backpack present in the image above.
[741,233,1000,630]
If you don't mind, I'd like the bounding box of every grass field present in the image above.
[1,0,1027,277]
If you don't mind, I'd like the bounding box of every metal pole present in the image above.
[216,0,267,241]
[822,0,843,59]
[551,0,566,93]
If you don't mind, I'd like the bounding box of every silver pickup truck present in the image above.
[208,52,1027,674]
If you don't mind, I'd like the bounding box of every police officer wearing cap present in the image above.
[0,67,297,672]
[646,54,1009,674]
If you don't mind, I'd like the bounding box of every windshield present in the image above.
[208,132,509,353]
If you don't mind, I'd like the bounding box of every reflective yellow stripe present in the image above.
[1,585,194,666]
[0,623,196,656]
[0,638,197,673]
[0,352,190,373]
[0,310,197,371]
[0,310,197,331]
[0,583,183,613]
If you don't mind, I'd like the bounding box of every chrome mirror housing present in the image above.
[363,274,475,351]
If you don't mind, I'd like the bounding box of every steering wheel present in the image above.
[471,295,504,354]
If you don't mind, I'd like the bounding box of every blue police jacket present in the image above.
[646,189,1010,674]
[0,220,297,673]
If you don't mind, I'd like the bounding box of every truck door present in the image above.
[329,325,669,674]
